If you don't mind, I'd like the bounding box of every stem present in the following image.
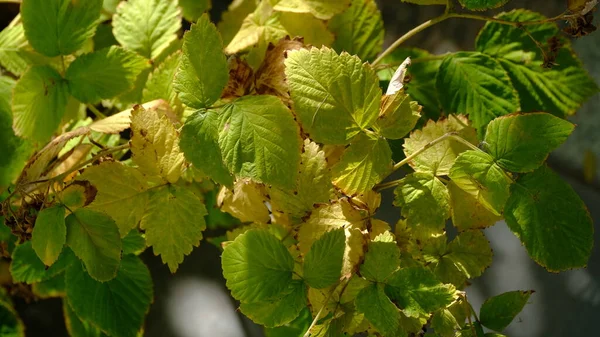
[303,284,338,337]
[372,13,451,66]
[87,104,107,119]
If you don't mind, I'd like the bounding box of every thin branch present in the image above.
[303,284,338,337]
[87,104,107,119]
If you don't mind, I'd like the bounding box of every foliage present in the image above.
[0,0,597,336]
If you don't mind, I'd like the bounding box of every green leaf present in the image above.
[403,115,478,176]
[303,228,345,289]
[180,110,234,186]
[484,113,574,173]
[449,151,512,216]
[401,0,446,4]
[222,229,294,303]
[385,267,456,318]
[360,239,401,282]
[141,184,207,272]
[285,47,381,144]
[328,0,384,61]
[270,0,350,19]
[240,281,307,328]
[65,208,122,281]
[0,23,30,75]
[458,0,509,10]
[218,95,301,189]
[332,132,392,195]
[130,105,185,183]
[0,76,32,189]
[269,139,332,217]
[0,299,24,337]
[31,205,66,266]
[423,230,493,287]
[11,65,69,143]
[448,181,501,231]
[32,274,66,299]
[375,91,421,140]
[264,308,312,337]
[21,0,102,57]
[479,290,533,332]
[142,51,182,110]
[174,14,228,109]
[179,0,211,22]
[431,309,460,337]
[475,10,599,117]
[356,283,403,337]
[63,300,109,337]
[122,230,146,256]
[10,242,74,284]
[93,23,118,51]
[436,52,519,131]
[65,256,153,337]
[112,0,181,59]
[394,173,450,233]
[504,165,593,271]
[77,161,150,236]
[65,46,149,103]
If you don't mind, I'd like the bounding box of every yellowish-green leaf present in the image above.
[279,12,334,47]
[403,115,478,176]
[270,0,350,20]
[143,51,182,112]
[130,105,185,183]
[77,161,150,236]
[0,23,30,75]
[448,181,501,231]
[31,205,66,267]
[375,91,422,140]
[113,0,181,59]
[218,0,257,45]
[285,47,381,144]
[332,132,392,195]
[140,184,207,272]
[179,0,212,22]
[304,228,346,288]
[225,2,287,54]
[328,0,384,61]
[217,179,271,223]
[356,283,404,337]
[240,281,307,328]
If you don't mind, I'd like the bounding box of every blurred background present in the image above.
[0,0,598,336]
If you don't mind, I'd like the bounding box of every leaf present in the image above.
[449,151,512,216]
[179,0,212,22]
[332,132,392,195]
[63,300,109,337]
[0,299,24,337]
[224,2,287,54]
[278,13,333,48]
[21,0,102,57]
[77,162,149,236]
[122,230,146,256]
[385,267,457,318]
[31,205,66,266]
[328,0,383,61]
[65,46,149,103]
[180,110,234,186]
[264,308,312,337]
[222,229,294,303]
[303,228,345,288]
[11,66,69,143]
[217,179,270,223]
[270,0,350,19]
[0,23,31,75]
[356,283,403,337]
[65,256,153,337]
[393,173,450,234]
[479,290,533,332]
[32,274,66,299]
[436,52,519,131]
[403,115,478,176]
[401,0,446,4]
[240,281,307,328]
[360,239,401,282]
[270,139,333,217]
[504,165,593,271]
[141,184,207,272]
[285,47,381,144]
[88,100,171,134]
[218,95,301,189]
[423,230,493,287]
[475,10,599,117]
[65,208,122,281]
[10,242,74,284]
[174,14,229,109]
[431,309,460,337]
[483,113,574,173]
[375,91,422,140]
[458,0,509,10]
[448,181,501,231]
[218,0,257,45]
[112,0,181,59]
[143,51,182,110]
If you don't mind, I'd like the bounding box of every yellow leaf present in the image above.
[217,179,271,224]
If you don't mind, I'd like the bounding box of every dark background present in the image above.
[1,1,599,336]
